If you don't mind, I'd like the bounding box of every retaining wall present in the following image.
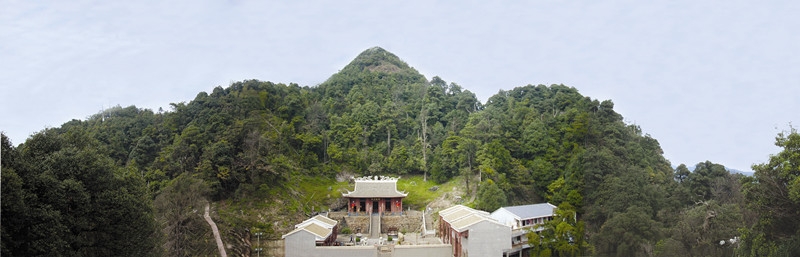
[328,211,423,234]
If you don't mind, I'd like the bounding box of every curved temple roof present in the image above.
[342,176,408,198]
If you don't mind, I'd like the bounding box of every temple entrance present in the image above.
[343,176,407,216]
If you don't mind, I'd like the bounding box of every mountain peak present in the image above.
[318,47,428,111]
[344,46,414,74]
[321,47,426,91]
[364,46,386,52]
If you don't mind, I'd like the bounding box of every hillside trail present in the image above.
[425,177,470,212]
[204,202,227,257]
[423,177,470,234]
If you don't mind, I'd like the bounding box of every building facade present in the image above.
[343,176,407,216]
[490,203,557,256]
[438,205,512,257]
[282,215,339,247]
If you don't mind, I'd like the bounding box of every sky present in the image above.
[2,1,798,172]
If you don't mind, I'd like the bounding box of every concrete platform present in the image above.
[336,232,443,246]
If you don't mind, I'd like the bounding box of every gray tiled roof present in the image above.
[342,177,407,198]
[282,214,338,240]
[500,203,556,220]
[439,205,505,232]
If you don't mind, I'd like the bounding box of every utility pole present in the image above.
[254,232,264,257]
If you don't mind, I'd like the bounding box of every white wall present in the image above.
[464,220,512,257]
[394,245,452,257]
[284,231,374,257]
[490,208,520,229]
[285,231,452,257]
[313,246,376,257]
[284,230,317,257]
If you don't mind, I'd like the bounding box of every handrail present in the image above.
[422,208,427,231]
[377,213,381,237]
[422,208,435,235]
[368,213,372,238]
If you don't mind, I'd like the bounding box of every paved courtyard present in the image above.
[336,232,443,247]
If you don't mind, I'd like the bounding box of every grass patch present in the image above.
[396,175,450,210]
[291,176,350,213]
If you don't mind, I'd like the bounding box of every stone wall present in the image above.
[291,244,451,257]
[329,212,371,234]
[262,240,284,257]
[381,211,422,233]
[327,211,424,235]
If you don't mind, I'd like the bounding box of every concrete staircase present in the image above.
[423,208,436,236]
[370,213,381,238]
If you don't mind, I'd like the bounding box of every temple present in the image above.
[343,176,407,215]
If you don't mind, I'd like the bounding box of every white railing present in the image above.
[422,209,435,235]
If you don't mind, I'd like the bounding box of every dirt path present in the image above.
[204,203,227,257]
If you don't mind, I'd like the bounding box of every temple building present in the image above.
[343,176,407,215]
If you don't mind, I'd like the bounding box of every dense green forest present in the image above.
[2,47,799,256]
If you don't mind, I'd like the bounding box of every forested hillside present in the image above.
[2,47,798,256]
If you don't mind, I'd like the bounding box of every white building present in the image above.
[283,215,339,247]
[438,205,512,257]
[490,203,557,256]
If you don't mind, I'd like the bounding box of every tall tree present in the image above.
[687,161,729,201]
[1,131,160,256]
[419,105,431,181]
[739,128,800,256]
[528,203,591,257]
[658,199,743,257]
[674,164,690,183]
[155,173,215,256]
[475,179,507,212]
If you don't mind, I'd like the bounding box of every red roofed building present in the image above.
[343,176,407,216]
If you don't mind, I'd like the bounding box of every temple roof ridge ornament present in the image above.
[352,175,401,181]
[343,175,407,198]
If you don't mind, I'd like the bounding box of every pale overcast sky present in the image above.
[2,1,798,171]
